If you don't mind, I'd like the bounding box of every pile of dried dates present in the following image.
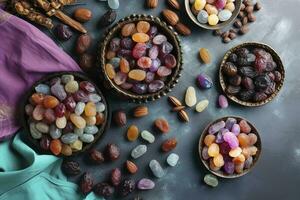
[222,47,282,102]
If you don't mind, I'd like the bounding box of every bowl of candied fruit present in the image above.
[23,72,109,156]
[199,116,262,178]
[99,14,183,103]
[219,42,285,106]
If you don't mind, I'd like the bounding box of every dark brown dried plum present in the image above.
[239,90,255,101]
[61,160,81,176]
[265,61,277,72]
[89,149,105,164]
[229,75,242,86]
[119,179,135,197]
[80,172,94,195]
[106,143,120,161]
[228,53,238,63]
[241,77,255,90]
[264,82,276,95]
[237,56,249,66]
[274,71,282,82]
[253,92,268,102]
[223,62,237,77]
[238,66,257,78]
[254,75,271,90]
[235,47,249,57]
[93,182,114,197]
[226,85,241,95]
[99,10,117,26]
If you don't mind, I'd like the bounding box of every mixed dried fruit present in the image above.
[25,74,106,156]
[105,20,178,94]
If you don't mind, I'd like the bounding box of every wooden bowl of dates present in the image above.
[22,72,110,157]
[219,42,285,107]
[184,0,242,30]
[99,14,183,103]
[198,116,262,178]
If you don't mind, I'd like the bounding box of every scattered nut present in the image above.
[133,106,148,117]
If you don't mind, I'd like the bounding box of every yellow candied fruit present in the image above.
[204,134,216,146]
[207,143,219,157]
[213,154,224,167]
[105,63,116,79]
[132,33,150,43]
[208,14,219,26]
[229,147,242,157]
[194,0,206,11]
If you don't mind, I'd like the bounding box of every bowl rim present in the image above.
[21,71,110,157]
[219,41,285,107]
[98,14,183,103]
[198,116,262,178]
[184,0,242,30]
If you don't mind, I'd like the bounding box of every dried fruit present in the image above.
[204,174,218,187]
[185,86,197,107]
[76,34,91,54]
[55,24,72,40]
[197,74,213,89]
[147,0,158,8]
[154,118,169,133]
[218,94,228,108]
[89,149,104,164]
[132,32,150,43]
[131,145,147,159]
[93,182,114,197]
[111,168,121,186]
[121,23,136,37]
[80,172,94,195]
[74,8,92,23]
[133,106,148,117]
[175,22,191,36]
[137,178,155,190]
[119,179,135,196]
[178,110,189,122]
[167,153,179,167]
[196,100,209,112]
[113,110,127,126]
[199,48,211,64]
[161,138,177,152]
[149,160,165,178]
[141,130,155,143]
[137,21,150,33]
[168,96,182,106]
[127,125,139,141]
[162,9,179,26]
[126,160,138,174]
[61,160,81,176]
[50,139,62,155]
[99,10,117,26]
[106,144,120,161]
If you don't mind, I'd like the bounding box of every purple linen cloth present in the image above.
[0,8,81,141]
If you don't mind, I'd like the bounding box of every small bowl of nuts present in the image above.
[185,0,242,30]
[99,14,183,103]
[198,116,262,178]
[23,72,109,156]
[219,42,285,106]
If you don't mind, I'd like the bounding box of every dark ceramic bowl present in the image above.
[22,72,109,157]
[99,14,183,103]
[185,0,242,30]
[219,42,285,107]
[198,116,262,178]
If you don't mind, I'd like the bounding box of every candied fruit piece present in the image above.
[120,38,134,49]
[85,102,97,117]
[63,96,76,112]
[132,43,147,59]
[154,118,169,133]
[235,163,244,174]
[148,45,159,59]
[120,58,130,73]
[202,146,210,160]
[223,161,235,174]
[79,81,95,93]
[31,93,45,105]
[223,132,239,149]
[32,105,45,121]
[239,120,251,133]
[157,66,172,77]
[132,33,149,43]
[209,158,221,171]
[121,23,136,37]
[109,37,120,52]
[229,147,242,157]
[148,80,164,93]
[70,114,86,129]
[147,26,158,38]
[248,133,258,145]
[137,21,150,33]
[204,135,216,146]
[114,72,127,85]
[164,54,177,68]
[161,138,177,152]
[43,95,59,109]
[208,143,220,157]
[128,69,146,81]
[105,63,116,79]
[44,108,56,124]
[153,34,167,45]
[127,125,139,141]
[213,154,224,167]
[137,56,152,69]
[132,84,147,94]
[233,154,246,164]
[50,139,62,155]
[237,133,250,147]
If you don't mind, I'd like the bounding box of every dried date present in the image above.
[106,143,120,161]
[93,182,114,197]
[80,172,94,195]
[99,10,117,27]
[89,149,104,164]
[61,160,81,176]
[111,168,122,186]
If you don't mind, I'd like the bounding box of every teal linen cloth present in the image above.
[0,132,104,200]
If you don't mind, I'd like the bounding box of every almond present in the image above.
[168,96,182,106]
[167,0,180,10]
[147,0,158,9]
[133,106,148,117]
[178,110,189,122]
[175,22,191,36]
[173,106,185,111]
[126,160,138,174]
[162,9,179,26]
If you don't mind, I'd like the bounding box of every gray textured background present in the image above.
[49,0,300,199]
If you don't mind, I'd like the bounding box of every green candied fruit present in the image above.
[204,174,218,187]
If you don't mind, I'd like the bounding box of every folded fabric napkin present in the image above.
[0,8,81,141]
[0,132,104,200]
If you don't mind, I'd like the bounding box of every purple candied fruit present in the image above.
[145,72,155,83]
[225,118,237,130]
[117,49,132,58]
[223,132,239,149]
[157,66,172,77]
[132,83,147,94]
[73,90,89,102]
[244,156,253,169]
[161,41,173,54]
[153,34,167,45]
[197,74,213,89]
[147,26,158,38]
[164,54,177,69]
[149,58,161,72]
[219,142,231,155]
[148,80,165,93]
[132,43,147,59]
[63,95,76,112]
[109,37,121,52]
[223,161,235,174]
[218,95,228,109]
[148,45,159,59]
[215,0,226,10]
[208,121,225,134]
[137,178,155,190]
[215,131,224,144]
[113,72,127,85]
[120,37,134,49]
[202,146,210,160]
[231,124,240,136]
[51,82,66,101]
[120,82,133,90]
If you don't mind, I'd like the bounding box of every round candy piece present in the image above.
[208,14,219,26]
[197,10,209,23]
[218,9,232,22]
[207,143,219,157]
